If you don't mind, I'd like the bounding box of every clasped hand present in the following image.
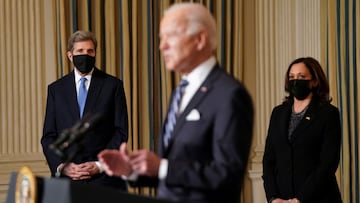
[60,161,99,180]
[98,143,161,178]
[272,198,300,203]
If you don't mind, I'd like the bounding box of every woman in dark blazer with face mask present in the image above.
[262,57,342,203]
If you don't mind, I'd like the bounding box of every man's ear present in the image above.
[196,29,208,50]
[67,51,73,62]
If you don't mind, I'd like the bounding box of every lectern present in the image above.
[6,172,174,203]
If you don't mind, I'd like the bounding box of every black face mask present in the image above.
[288,79,312,100]
[73,54,95,74]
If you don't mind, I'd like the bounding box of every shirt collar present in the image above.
[182,56,216,84]
[74,68,94,83]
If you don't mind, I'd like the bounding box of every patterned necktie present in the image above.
[78,77,88,118]
[163,79,189,148]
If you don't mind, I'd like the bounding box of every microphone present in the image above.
[49,116,86,153]
[49,113,103,157]
[62,113,103,149]
[49,129,71,151]
[49,129,71,157]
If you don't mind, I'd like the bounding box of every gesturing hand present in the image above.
[129,149,161,177]
[98,143,132,177]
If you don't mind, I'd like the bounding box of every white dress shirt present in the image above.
[74,68,93,93]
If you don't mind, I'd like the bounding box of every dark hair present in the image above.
[284,57,331,104]
[67,30,97,52]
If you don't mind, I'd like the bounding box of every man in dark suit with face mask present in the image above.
[41,30,128,190]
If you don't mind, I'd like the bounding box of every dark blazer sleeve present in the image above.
[128,176,159,188]
[262,107,282,201]
[296,105,341,201]
[41,84,63,175]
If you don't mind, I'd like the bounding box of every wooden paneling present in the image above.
[0,0,56,202]
[0,154,50,203]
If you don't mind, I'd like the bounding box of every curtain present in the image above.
[324,0,360,202]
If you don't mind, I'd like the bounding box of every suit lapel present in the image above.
[83,68,104,116]
[290,100,316,142]
[164,65,222,153]
[63,72,81,119]
[280,104,292,141]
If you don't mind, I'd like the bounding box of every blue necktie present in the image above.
[163,79,189,147]
[78,77,88,118]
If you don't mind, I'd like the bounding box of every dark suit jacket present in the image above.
[133,65,254,203]
[41,68,128,189]
[262,98,342,203]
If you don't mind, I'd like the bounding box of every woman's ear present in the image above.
[311,79,319,89]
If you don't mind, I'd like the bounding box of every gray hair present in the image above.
[165,3,217,51]
[67,30,97,52]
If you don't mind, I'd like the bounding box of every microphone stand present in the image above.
[55,142,85,178]
[54,122,89,178]
[51,113,103,178]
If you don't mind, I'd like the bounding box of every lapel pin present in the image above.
[305,116,310,120]
[201,86,208,92]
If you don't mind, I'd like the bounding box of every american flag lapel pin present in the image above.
[200,86,208,92]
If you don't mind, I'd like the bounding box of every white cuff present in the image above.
[158,159,168,180]
[121,172,138,181]
[95,161,104,173]
[56,163,63,174]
